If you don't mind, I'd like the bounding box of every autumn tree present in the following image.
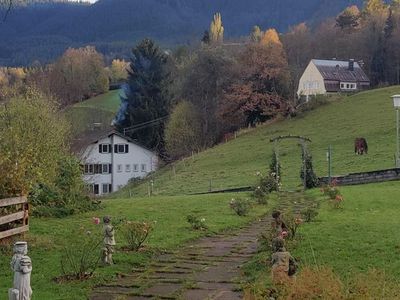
[114,39,172,153]
[363,0,387,17]
[336,5,361,31]
[108,59,129,84]
[210,13,224,44]
[260,28,282,47]
[0,88,68,197]
[220,31,290,128]
[164,101,202,159]
[49,46,109,107]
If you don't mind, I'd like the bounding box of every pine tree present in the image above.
[300,147,319,189]
[210,13,224,44]
[250,25,263,43]
[113,39,172,153]
[201,30,210,45]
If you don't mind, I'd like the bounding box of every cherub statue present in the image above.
[271,237,297,284]
[9,241,32,300]
[102,216,116,265]
[271,210,288,237]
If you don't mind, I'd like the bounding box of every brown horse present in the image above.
[354,138,368,155]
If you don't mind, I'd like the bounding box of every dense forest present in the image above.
[0,0,364,66]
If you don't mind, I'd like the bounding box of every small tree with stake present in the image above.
[300,146,319,189]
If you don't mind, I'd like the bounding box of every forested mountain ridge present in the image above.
[0,0,363,66]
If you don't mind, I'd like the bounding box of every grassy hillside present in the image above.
[120,86,400,196]
[64,90,120,137]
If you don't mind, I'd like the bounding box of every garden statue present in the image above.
[354,137,368,155]
[271,238,297,284]
[271,211,288,237]
[9,241,32,300]
[102,216,116,265]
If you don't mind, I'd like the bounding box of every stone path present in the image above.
[91,191,312,300]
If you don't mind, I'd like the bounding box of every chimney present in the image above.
[348,59,354,71]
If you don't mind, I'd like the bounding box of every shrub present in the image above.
[282,211,303,240]
[59,224,102,280]
[301,207,318,222]
[253,186,268,204]
[322,185,341,200]
[331,194,344,209]
[252,171,279,203]
[121,221,154,251]
[29,155,99,217]
[186,214,208,230]
[230,198,251,216]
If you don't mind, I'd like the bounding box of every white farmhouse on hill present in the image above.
[297,59,370,99]
[73,131,159,196]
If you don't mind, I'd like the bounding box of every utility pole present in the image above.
[327,145,332,184]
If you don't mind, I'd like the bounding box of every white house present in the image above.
[297,59,370,99]
[74,131,159,196]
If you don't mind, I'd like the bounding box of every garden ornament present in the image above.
[271,238,297,283]
[102,216,116,265]
[9,241,32,300]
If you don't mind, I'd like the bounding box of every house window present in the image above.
[133,164,139,172]
[117,164,122,172]
[141,164,147,172]
[102,184,112,194]
[126,164,131,172]
[114,144,129,154]
[84,164,94,174]
[102,164,112,174]
[99,144,111,153]
[94,184,99,195]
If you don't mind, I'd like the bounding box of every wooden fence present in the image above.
[0,196,29,240]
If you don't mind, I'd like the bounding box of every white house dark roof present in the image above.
[71,129,154,155]
[312,59,370,83]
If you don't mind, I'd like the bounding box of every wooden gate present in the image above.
[0,196,29,240]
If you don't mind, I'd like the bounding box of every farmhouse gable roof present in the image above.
[312,59,370,82]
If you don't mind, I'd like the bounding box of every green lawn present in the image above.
[296,181,400,279]
[0,193,269,300]
[117,86,400,197]
[73,90,121,112]
[64,90,120,137]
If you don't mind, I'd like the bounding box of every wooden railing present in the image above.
[0,196,29,240]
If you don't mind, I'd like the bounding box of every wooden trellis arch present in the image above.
[270,135,312,190]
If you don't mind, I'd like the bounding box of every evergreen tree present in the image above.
[250,25,263,43]
[371,35,386,84]
[300,147,318,189]
[210,13,224,44]
[384,8,395,38]
[201,30,210,45]
[113,39,172,153]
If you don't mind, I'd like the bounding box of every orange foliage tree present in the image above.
[219,31,290,129]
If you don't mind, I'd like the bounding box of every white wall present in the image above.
[81,134,158,195]
[297,61,326,97]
